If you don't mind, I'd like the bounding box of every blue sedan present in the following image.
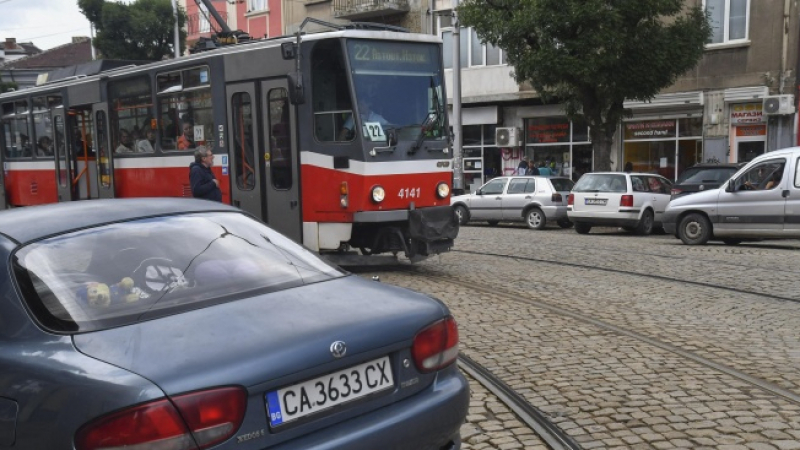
[0,198,468,449]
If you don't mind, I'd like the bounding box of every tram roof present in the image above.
[0,28,442,101]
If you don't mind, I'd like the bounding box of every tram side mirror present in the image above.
[287,72,305,105]
[422,112,437,130]
[281,42,296,60]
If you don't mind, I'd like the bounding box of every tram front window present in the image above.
[346,40,446,144]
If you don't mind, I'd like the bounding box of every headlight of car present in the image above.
[436,182,450,199]
[371,186,385,203]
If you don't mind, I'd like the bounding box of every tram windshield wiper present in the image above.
[411,112,438,152]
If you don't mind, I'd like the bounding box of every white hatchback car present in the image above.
[567,172,673,235]
[450,176,574,229]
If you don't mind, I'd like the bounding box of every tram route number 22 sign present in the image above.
[363,122,386,142]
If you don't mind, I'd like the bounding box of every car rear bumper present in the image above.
[268,364,469,450]
[567,211,639,227]
[541,205,568,220]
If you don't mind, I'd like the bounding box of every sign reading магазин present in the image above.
[623,120,677,140]
[730,103,764,125]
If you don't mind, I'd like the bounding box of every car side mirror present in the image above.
[726,179,735,192]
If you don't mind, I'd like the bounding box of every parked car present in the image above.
[567,172,673,235]
[670,162,744,199]
[450,176,574,229]
[664,147,800,245]
[0,198,468,450]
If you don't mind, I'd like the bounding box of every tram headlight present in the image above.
[371,186,386,203]
[436,182,450,199]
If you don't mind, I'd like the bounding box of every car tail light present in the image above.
[620,195,634,207]
[567,194,574,206]
[411,316,459,373]
[551,193,562,202]
[76,387,247,450]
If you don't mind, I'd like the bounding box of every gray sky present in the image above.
[0,0,93,51]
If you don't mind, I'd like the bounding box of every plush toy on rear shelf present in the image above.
[77,277,142,307]
[76,282,111,308]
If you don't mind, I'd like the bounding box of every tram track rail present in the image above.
[457,354,581,450]
[405,268,800,407]
[451,248,800,304]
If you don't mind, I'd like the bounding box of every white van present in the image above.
[663,147,800,245]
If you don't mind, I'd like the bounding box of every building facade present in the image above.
[182,0,285,49]
[435,0,800,191]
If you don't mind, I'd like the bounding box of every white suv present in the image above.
[567,172,673,235]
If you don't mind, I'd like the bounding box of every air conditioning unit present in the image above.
[763,95,795,115]
[495,127,521,147]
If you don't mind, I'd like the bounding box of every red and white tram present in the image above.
[0,23,458,261]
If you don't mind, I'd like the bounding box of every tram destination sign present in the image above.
[348,41,438,73]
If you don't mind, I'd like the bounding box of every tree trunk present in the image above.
[589,124,615,172]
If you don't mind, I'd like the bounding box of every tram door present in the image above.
[52,108,76,202]
[226,80,301,242]
[0,132,6,209]
[93,104,115,198]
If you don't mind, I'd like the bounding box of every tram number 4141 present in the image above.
[398,188,421,199]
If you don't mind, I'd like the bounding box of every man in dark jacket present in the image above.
[189,146,222,202]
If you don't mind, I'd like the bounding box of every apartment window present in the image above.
[438,12,504,69]
[199,4,210,33]
[249,0,265,12]
[705,0,749,45]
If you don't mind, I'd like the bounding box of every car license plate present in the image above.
[585,198,607,206]
[266,356,393,427]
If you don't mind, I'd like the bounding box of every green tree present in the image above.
[458,0,711,171]
[78,0,187,61]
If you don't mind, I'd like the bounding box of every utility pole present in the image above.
[451,0,463,193]
[172,0,180,58]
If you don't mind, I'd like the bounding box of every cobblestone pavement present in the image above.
[354,225,800,449]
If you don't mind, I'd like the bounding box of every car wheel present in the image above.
[454,205,469,225]
[525,207,546,230]
[722,239,742,245]
[557,219,573,228]
[678,212,711,245]
[487,220,500,226]
[574,222,592,234]
[635,209,654,236]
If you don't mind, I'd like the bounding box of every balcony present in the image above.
[333,0,409,20]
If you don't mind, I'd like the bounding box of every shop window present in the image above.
[110,76,154,155]
[157,66,212,152]
[705,0,749,45]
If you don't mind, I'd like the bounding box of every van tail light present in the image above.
[411,316,459,373]
[567,194,574,206]
[551,193,562,202]
[76,387,247,450]
[620,195,634,207]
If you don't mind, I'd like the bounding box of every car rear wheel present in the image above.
[557,219,573,228]
[574,222,592,234]
[678,212,711,245]
[635,209,654,236]
[454,205,469,225]
[525,207,546,230]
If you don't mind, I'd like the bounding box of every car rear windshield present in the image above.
[573,174,627,193]
[13,212,344,333]
[676,167,738,184]
[549,178,575,192]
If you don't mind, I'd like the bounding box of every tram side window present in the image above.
[32,96,54,158]
[2,101,32,158]
[158,66,213,152]
[311,41,353,142]
[109,76,154,155]
[96,110,111,188]
[269,88,292,190]
[231,93,255,191]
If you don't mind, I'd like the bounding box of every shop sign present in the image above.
[526,118,570,143]
[735,125,766,137]
[730,103,764,125]
[623,120,676,140]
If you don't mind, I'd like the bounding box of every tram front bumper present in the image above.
[351,205,459,258]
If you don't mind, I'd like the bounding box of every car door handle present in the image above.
[495,196,502,200]
[525,196,532,199]
[783,189,790,198]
